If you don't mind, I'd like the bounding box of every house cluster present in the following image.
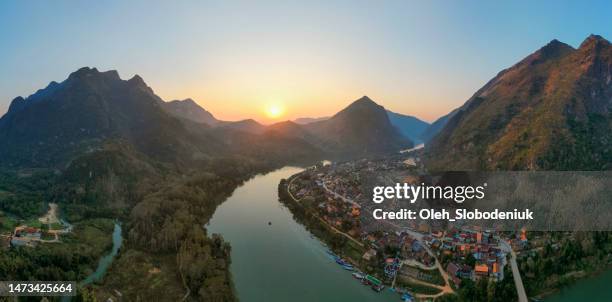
[10,226,42,247]
[400,235,435,266]
[290,169,363,237]
[423,228,508,287]
[445,262,474,287]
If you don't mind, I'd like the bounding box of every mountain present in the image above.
[162,98,219,126]
[386,110,429,144]
[266,120,318,141]
[3,67,399,169]
[217,119,266,134]
[420,109,459,143]
[293,116,329,124]
[304,96,412,155]
[0,67,226,167]
[426,35,612,170]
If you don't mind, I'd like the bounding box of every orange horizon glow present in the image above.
[157,90,448,125]
[156,77,449,124]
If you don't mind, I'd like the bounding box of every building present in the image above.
[475,264,489,277]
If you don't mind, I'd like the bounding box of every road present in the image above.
[500,240,528,302]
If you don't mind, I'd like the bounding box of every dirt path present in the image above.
[39,203,60,225]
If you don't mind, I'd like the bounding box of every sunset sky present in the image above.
[1,0,611,123]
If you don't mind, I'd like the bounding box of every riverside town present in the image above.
[1,2,611,301]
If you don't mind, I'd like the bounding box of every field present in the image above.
[396,276,442,295]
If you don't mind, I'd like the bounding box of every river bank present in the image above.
[543,267,612,301]
[80,222,122,286]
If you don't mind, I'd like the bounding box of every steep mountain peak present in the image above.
[0,67,216,167]
[540,39,574,55]
[69,66,98,77]
[352,95,377,106]
[128,74,146,86]
[517,39,574,67]
[426,34,612,170]
[335,95,385,118]
[67,67,121,82]
[579,34,610,49]
[304,96,412,155]
[6,96,26,114]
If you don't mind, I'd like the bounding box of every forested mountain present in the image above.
[304,96,413,154]
[0,67,225,168]
[426,35,612,170]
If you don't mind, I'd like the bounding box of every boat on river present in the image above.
[342,264,354,271]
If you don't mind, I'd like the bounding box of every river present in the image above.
[545,269,612,302]
[80,222,122,286]
[207,166,397,302]
[61,222,122,301]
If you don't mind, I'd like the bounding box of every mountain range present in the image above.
[4,34,608,171]
[0,68,225,167]
[426,34,612,170]
[0,70,415,168]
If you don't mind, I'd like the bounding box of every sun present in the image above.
[265,104,284,119]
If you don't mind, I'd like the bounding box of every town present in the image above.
[281,154,536,301]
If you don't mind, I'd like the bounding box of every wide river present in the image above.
[207,166,396,302]
[207,166,612,302]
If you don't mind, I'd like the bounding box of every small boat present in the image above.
[371,284,385,292]
[342,264,354,271]
[352,272,364,279]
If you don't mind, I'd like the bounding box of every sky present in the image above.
[1,1,611,123]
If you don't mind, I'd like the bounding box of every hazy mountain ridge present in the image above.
[426,35,612,170]
[386,110,430,144]
[162,98,220,126]
[420,109,458,143]
[167,95,415,156]
[216,119,267,134]
[293,116,329,124]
